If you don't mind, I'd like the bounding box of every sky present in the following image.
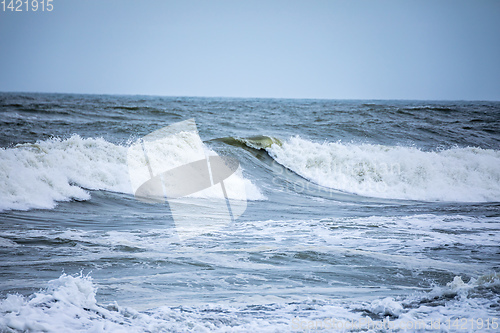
[0,0,499,100]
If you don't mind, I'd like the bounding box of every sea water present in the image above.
[0,93,499,332]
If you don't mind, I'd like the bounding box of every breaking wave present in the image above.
[0,134,263,212]
[1,272,498,332]
[266,136,500,202]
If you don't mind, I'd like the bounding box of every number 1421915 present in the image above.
[1,0,54,12]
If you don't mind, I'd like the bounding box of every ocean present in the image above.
[0,93,499,332]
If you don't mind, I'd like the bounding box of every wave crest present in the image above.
[0,135,263,212]
[267,136,500,202]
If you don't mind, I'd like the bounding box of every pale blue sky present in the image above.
[1,0,499,100]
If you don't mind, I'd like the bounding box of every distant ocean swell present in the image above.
[1,134,500,212]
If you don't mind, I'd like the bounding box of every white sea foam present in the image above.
[0,274,135,332]
[268,136,500,202]
[0,273,498,332]
[127,127,261,205]
[0,135,264,212]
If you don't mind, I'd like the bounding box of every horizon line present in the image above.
[1,90,499,103]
